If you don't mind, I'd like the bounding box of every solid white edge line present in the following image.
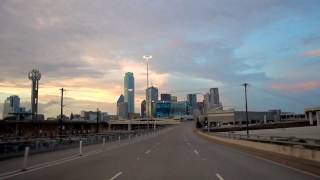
[109,171,123,180]
[216,173,224,180]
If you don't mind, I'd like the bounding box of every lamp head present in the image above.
[28,69,41,81]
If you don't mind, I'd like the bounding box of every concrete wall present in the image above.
[197,130,320,162]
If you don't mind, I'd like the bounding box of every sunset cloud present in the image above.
[304,49,320,57]
[0,0,320,117]
[271,81,320,93]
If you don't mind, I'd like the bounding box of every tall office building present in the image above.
[3,95,20,119]
[209,88,220,106]
[141,100,146,118]
[124,72,135,114]
[160,93,171,101]
[146,86,159,102]
[203,93,210,114]
[146,86,158,117]
[117,94,128,119]
[187,94,197,110]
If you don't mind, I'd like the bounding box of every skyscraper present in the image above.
[124,72,135,114]
[117,94,128,119]
[209,88,220,107]
[3,95,20,119]
[187,94,197,114]
[141,100,146,118]
[203,93,210,114]
[146,86,158,117]
[146,86,159,102]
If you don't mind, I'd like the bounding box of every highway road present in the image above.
[1,122,318,180]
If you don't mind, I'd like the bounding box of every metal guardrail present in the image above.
[207,131,320,150]
[0,128,164,160]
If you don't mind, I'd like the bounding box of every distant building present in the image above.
[128,113,140,119]
[152,101,189,118]
[80,110,107,121]
[70,113,81,121]
[209,88,220,108]
[160,93,171,101]
[146,86,158,117]
[154,101,171,118]
[203,93,210,114]
[171,101,188,117]
[124,72,135,114]
[117,94,128,119]
[197,102,204,115]
[141,100,146,118]
[203,88,221,114]
[206,109,282,127]
[146,86,159,102]
[187,94,197,114]
[3,95,20,119]
[171,96,177,102]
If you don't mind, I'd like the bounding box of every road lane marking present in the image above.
[216,173,224,180]
[109,171,123,180]
[145,150,151,154]
[193,150,199,155]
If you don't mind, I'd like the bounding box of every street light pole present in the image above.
[59,88,65,137]
[143,55,152,130]
[242,83,249,136]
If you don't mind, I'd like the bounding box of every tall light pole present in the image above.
[59,88,66,137]
[242,83,249,136]
[143,55,152,130]
[28,69,41,120]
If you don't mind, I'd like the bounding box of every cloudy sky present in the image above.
[0,0,319,118]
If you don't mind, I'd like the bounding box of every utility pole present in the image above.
[60,88,65,137]
[96,108,100,134]
[242,83,249,136]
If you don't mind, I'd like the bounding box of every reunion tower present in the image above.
[28,69,41,119]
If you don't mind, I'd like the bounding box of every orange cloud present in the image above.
[304,49,320,57]
[271,81,320,93]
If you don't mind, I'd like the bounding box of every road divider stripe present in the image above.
[145,150,151,154]
[216,173,224,180]
[109,171,123,180]
[193,150,199,155]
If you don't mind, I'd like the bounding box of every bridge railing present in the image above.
[0,127,165,160]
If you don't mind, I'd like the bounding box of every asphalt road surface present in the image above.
[1,122,318,180]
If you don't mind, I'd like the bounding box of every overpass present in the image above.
[108,118,181,131]
[0,122,318,180]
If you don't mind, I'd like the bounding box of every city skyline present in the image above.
[0,1,320,118]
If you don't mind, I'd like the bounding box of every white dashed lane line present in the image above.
[109,171,123,180]
[216,173,224,180]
